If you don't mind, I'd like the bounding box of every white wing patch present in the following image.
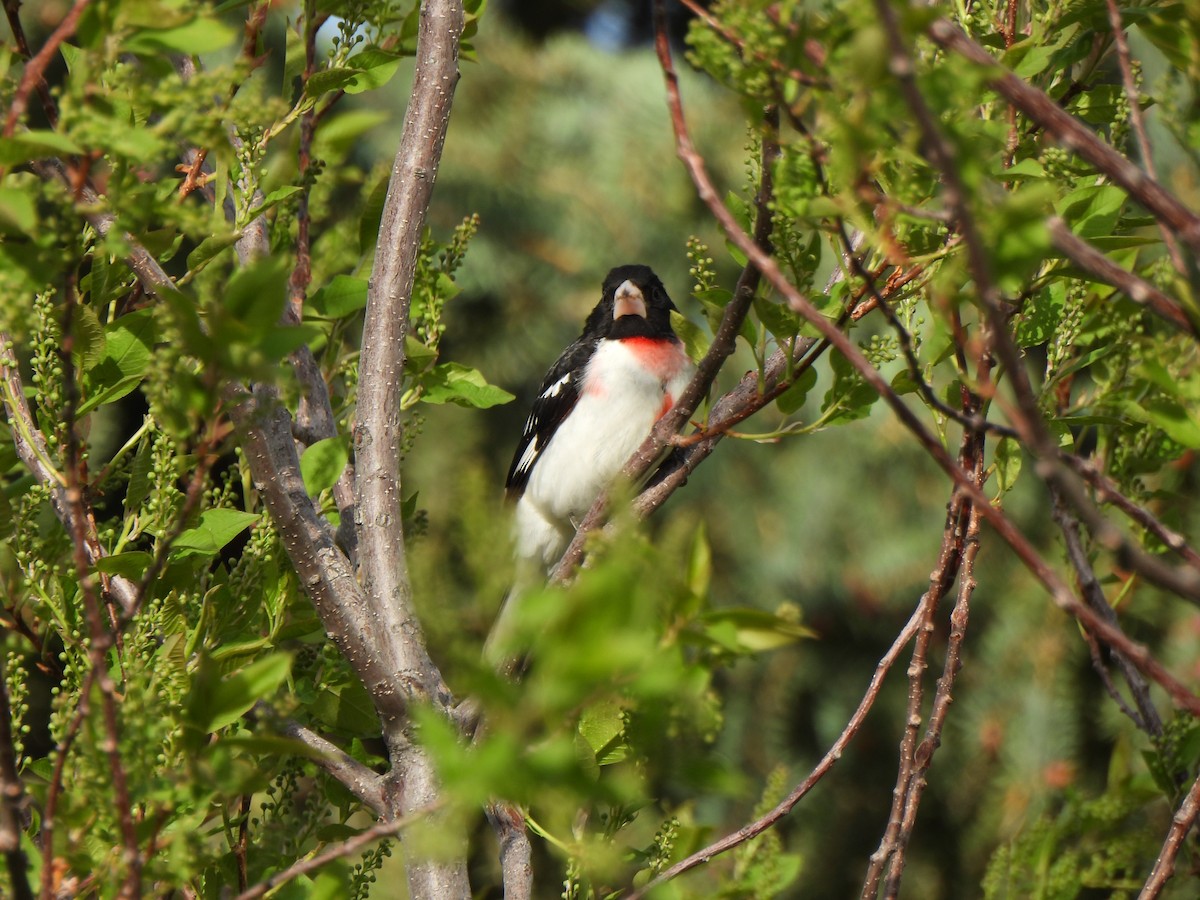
[515,437,541,476]
[541,372,572,399]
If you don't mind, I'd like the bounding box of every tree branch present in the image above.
[927,18,1200,258]
[1139,768,1200,899]
[1046,216,1194,335]
[629,589,932,898]
[355,1,468,896]
[649,0,1200,717]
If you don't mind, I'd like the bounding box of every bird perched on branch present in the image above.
[504,264,696,574]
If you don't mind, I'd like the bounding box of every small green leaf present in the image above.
[578,698,627,765]
[993,437,1023,496]
[776,367,818,415]
[200,653,294,733]
[79,309,157,414]
[93,551,152,580]
[0,187,37,234]
[310,275,369,318]
[300,437,350,495]
[311,682,380,736]
[0,131,84,166]
[171,509,260,559]
[125,16,237,54]
[421,363,515,409]
[343,49,403,94]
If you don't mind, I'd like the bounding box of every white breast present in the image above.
[517,338,693,564]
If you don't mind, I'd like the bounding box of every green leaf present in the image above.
[79,309,157,414]
[300,437,350,495]
[993,437,1022,497]
[0,131,84,166]
[310,275,369,318]
[672,311,711,361]
[421,362,515,409]
[125,16,237,54]
[1056,185,1127,239]
[311,682,380,736]
[171,509,260,559]
[93,551,152,580]
[70,304,107,370]
[221,257,289,333]
[776,367,818,415]
[199,653,293,733]
[343,49,403,94]
[0,186,37,234]
[699,608,816,652]
[186,232,240,273]
[579,698,627,766]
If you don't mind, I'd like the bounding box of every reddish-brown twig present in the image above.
[652,0,1200,719]
[2,0,90,142]
[232,805,437,900]
[1139,768,1200,899]
[1103,0,1188,278]
[927,19,1200,256]
[628,590,932,898]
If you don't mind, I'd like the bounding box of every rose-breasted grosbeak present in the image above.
[505,264,696,572]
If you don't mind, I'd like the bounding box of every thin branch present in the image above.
[232,805,437,900]
[1046,216,1194,335]
[1,0,58,131]
[1065,455,1200,573]
[1,0,89,141]
[927,18,1200,258]
[0,333,139,614]
[884,498,983,899]
[275,716,386,816]
[865,376,988,896]
[1103,0,1188,277]
[649,0,1200,715]
[58,292,141,898]
[1051,488,1162,736]
[1139,768,1200,899]
[628,592,932,898]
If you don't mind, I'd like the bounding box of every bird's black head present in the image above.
[583,264,679,341]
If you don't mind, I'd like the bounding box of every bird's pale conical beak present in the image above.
[613,280,647,320]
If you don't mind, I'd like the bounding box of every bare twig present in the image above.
[1051,489,1162,736]
[884,499,983,899]
[628,593,932,898]
[58,295,141,897]
[1139,768,1200,899]
[1103,0,1188,277]
[232,806,437,900]
[1046,217,1194,335]
[927,19,1200,256]
[1,0,89,142]
[649,0,1200,716]
[1065,455,1200,573]
[864,374,988,896]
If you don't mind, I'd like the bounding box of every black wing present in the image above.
[504,336,595,499]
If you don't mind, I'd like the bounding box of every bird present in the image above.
[504,264,696,574]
